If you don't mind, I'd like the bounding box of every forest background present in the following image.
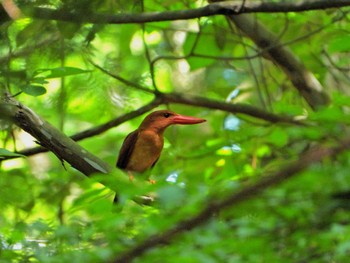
[1,0,350,262]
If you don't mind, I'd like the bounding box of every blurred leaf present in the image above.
[31,77,49,85]
[310,106,344,122]
[328,36,350,53]
[157,185,186,210]
[34,67,91,79]
[268,127,289,147]
[16,20,47,47]
[256,145,271,158]
[1,2,350,263]
[56,21,81,39]
[21,85,47,96]
[0,148,24,158]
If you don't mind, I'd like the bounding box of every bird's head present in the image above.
[139,110,206,133]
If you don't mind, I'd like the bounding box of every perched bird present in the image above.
[116,110,206,180]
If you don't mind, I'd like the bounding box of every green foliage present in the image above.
[1,0,350,262]
[0,148,24,158]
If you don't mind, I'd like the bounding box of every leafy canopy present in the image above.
[1,0,350,262]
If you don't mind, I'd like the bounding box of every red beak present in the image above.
[172,114,206,125]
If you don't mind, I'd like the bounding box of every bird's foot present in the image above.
[128,172,134,182]
[148,179,156,184]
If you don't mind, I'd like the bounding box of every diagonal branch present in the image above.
[227,13,330,109]
[160,92,304,125]
[22,1,350,24]
[1,98,162,160]
[1,93,111,176]
[113,136,350,262]
[90,60,155,94]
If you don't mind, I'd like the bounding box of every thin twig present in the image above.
[89,59,155,94]
[160,92,304,125]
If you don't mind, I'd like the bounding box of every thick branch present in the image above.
[113,136,350,262]
[22,0,350,24]
[228,14,330,109]
[161,92,303,125]
[2,98,162,160]
[1,94,111,176]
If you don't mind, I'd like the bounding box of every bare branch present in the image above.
[22,1,350,24]
[113,136,350,262]
[90,60,155,94]
[228,14,330,109]
[160,92,304,125]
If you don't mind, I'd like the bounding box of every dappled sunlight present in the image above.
[1,0,349,262]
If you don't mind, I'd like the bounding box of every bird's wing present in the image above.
[116,130,139,169]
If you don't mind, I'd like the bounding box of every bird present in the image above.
[116,110,206,181]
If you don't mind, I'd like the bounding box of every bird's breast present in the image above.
[127,130,164,173]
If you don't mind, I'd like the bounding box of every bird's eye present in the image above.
[163,113,171,118]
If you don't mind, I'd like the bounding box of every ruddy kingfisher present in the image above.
[116,110,206,180]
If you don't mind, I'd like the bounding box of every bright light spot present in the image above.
[13,18,31,29]
[166,172,179,183]
[19,130,37,148]
[231,144,241,152]
[177,59,190,73]
[216,146,232,156]
[13,243,23,250]
[216,144,241,156]
[46,78,61,93]
[216,158,226,167]
[224,115,240,131]
[173,31,186,46]
[226,89,240,102]
[130,31,144,55]
[146,31,162,45]
[109,89,125,107]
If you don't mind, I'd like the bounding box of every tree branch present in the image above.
[21,0,350,24]
[113,136,350,262]
[1,98,162,160]
[228,14,330,109]
[1,89,304,162]
[160,92,304,125]
[1,94,111,176]
[1,91,303,161]
[90,60,155,94]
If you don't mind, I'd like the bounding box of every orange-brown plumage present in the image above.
[116,110,206,175]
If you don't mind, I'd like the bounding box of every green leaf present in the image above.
[328,36,350,53]
[268,127,289,147]
[45,67,92,78]
[256,145,271,158]
[311,106,344,122]
[0,148,24,158]
[31,77,49,85]
[186,57,215,70]
[22,85,47,96]
[34,67,92,79]
[183,29,221,70]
